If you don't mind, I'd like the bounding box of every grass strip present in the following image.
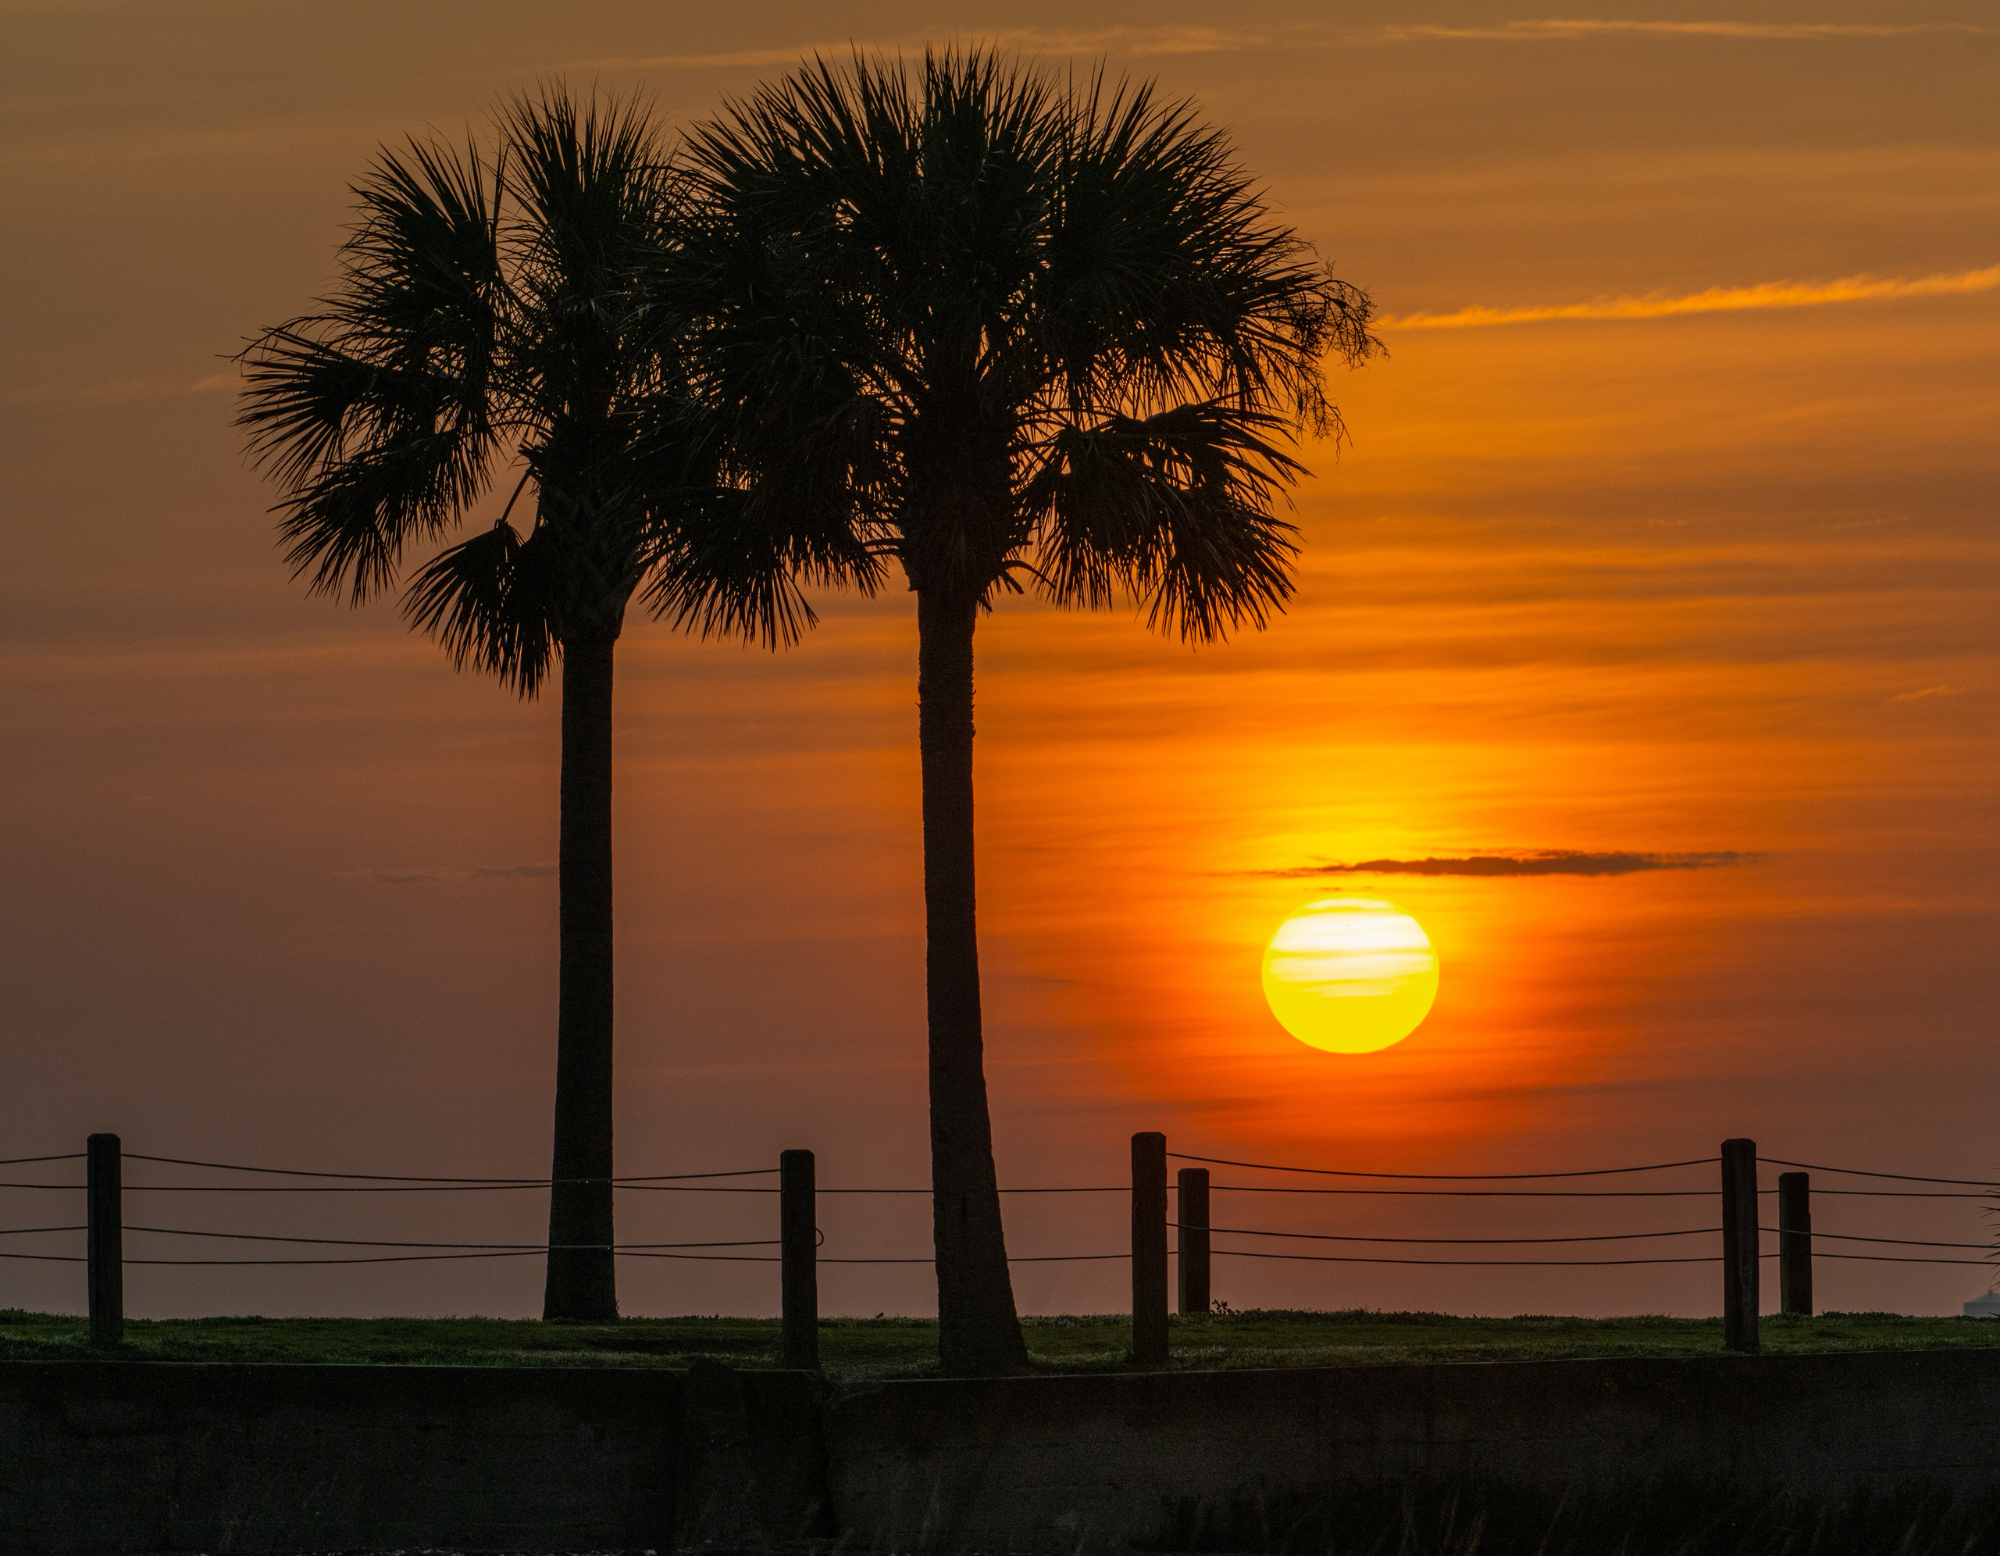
[5,1306,1998,1378]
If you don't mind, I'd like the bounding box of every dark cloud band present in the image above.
[340,863,556,887]
[1262,850,1758,879]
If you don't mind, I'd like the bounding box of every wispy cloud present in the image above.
[595,42,852,69]
[1888,685,1961,703]
[1260,850,1759,879]
[590,26,1268,70]
[4,372,233,406]
[1380,264,2000,331]
[591,16,1997,70]
[1387,20,1998,42]
[339,863,555,887]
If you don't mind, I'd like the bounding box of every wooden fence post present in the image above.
[1779,1170,1812,1317]
[86,1133,122,1347]
[779,1149,818,1369]
[1177,1167,1211,1315]
[1720,1137,1759,1352]
[1131,1132,1168,1366]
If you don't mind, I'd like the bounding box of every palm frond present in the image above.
[276,427,498,603]
[345,134,509,361]
[402,518,560,694]
[499,85,686,425]
[238,134,505,604]
[1024,401,1301,641]
[1040,74,1383,431]
[644,479,887,651]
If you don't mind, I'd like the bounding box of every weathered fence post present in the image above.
[1720,1137,1759,1352]
[1779,1170,1812,1316]
[86,1133,123,1347]
[1177,1167,1211,1315]
[1131,1132,1169,1366]
[779,1148,818,1369]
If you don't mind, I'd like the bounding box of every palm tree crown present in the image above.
[679,50,1380,1371]
[680,52,1377,625]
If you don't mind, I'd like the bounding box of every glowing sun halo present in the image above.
[1261,897,1440,1054]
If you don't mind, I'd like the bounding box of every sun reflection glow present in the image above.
[1261,897,1440,1054]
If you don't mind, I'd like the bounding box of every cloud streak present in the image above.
[1380,264,2000,331]
[1262,850,1759,879]
[1387,20,1998,42]
[4,372,234,406]
[339,863,555,887]
[590,17,1998,71]
[591,26,1268,70]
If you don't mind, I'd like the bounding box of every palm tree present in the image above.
[676,50,1380,1372]
[238,89,867,1321]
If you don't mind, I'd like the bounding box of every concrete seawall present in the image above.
[0,1360,828,1555]
[7,1349,2000,1553]
[829,1349,2000,1550]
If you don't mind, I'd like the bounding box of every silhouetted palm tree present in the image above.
[239,89,868,1321]
[676,50,1380,1372]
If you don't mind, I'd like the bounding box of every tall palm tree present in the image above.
[238,89,867,1321]
[676,50,1380,1372]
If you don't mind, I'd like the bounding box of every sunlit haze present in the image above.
[2,1,1994,1323]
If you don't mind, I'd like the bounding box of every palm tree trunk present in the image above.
[917,587,1029,1374]
[544,631,619,1321]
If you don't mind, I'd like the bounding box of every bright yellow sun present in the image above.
[1261,897,1440,1054]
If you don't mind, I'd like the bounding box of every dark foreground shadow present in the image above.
[1147,1480,2000,1556]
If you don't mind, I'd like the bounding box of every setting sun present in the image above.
[1261,898,1441,1054]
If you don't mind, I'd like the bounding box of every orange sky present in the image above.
[2,1,1995,1321]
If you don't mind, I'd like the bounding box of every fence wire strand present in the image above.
[1211,1185,1720,1198]
[1759,1157,2000,1188]
[1211,1248,1725,1267]
[1183,1222,1722,1246]
[1759,1229,1995,1251]
[116,1226,780,1252]
[120,1153,782,1184]
[1171,1153,1720,1181]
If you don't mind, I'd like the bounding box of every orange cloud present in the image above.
[1388,21,2000,43]
[1381,265,2000,330]
[591,27,1269,70]
[3,372,235,405]
[595,18,1999,71]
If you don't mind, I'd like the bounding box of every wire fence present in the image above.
[4,1142,1994,1284]
[1162,1149,2000,1270]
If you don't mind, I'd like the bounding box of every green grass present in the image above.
[5,1306,1998,1379]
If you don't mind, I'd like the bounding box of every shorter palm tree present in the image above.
[238,88,869,1320]
[679,51,1380,1372]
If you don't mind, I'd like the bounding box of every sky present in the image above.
[1,0,1995,1323]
